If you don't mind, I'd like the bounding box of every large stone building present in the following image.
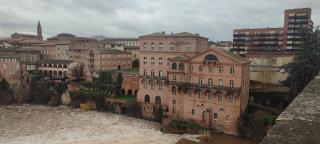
[38,60,81,80]
[233,8,313,55]
[137,32,250,135]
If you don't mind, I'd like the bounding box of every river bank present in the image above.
[0,104,256,144]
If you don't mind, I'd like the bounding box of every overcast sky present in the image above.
[0,0,319,41]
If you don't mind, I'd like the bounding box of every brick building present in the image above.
[137,32,250,135]
[99,38,140,60]
[90,49,132,77]
[233,8,313,55]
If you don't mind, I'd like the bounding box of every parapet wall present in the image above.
[260,74,320,144]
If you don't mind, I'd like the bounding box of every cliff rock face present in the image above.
[61,90,71,105]
[11,82,31,103]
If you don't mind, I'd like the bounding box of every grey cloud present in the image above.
[0,0,319,40]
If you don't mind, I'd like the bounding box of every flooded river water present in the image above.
[0,105,256,144]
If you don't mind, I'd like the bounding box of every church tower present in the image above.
[37,21,43,40]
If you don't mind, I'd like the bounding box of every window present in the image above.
[189,65,193,72]
[151,70,155,77]
[143,69,147,76]
[151,57,155,65]
[218,79,223,86]
[151,82,156,89]
[230,80,234,88]
[173,99,176,104]
[230,67,235,75]
[189,89,192,97]
[229,93,234,103]
[159,82,163,90]
[198,77,203,85]
[178,63,184,70]
[180,76,184,83]
[217,92,222,101]
[172,63,177,70]
[173,75,176,82]
[192,109,195,115]
[170,42,174,50]
[143,57,147,64]
[144,95,150,102]
[173,107,176,113]
[172,86,176,95]
[158,57,163,65]
[189,76,192,83]
[209,67,213,73]
[219,66,223,73]
[186,43,191,51]
[155,96,161,105]
[208,78,213,86]
[199,65,203,72]
[159,42,163,50]
[226,115,230,121]
[159,70,163,77]
[214,113,218,119]
[151,42,155,50]
[143,81,147,88]
[198,90,202,98]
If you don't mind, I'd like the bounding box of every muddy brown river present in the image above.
[0,105,256,144]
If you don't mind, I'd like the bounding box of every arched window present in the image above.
[172,86,176,95]
[155,96,161,105]
[204,54,218,62]
[144,95,150,103]
[230,80,234,88]
[218,79,223,86]
[178,63,184,70]
[172,63,177,70]
[208,78,213,86]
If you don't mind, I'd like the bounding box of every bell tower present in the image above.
[37,20,43,40]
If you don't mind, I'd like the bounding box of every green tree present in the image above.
[285,27,320,98]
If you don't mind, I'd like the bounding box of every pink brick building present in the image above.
[137,32,250,135]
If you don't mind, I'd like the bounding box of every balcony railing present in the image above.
[168,81,241,91]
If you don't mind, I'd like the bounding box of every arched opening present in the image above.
[117,65,121,70]
[58,71,63,78]
[144,95,150,103]
[121,89,125,95]
[127,89,133,96]
[178,63,184,70]
[53,71,57,77]
[172,63,177,70]
[63,71,67,77]
[44,70,48,75]
[204,54,218,63]
[155,96,161,105]
[134,90,138,97]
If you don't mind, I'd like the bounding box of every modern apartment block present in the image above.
[233,8,313,55]
[137,32,250,135]
[283,8,313,49]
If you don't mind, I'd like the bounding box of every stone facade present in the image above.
[260,74,320,144]
[37,60,81,79]
[121,72,139,97]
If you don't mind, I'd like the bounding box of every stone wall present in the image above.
[260,74,320,144]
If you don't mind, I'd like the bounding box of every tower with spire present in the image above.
[37,20,43,40]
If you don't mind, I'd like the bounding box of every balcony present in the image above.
[139,75,167,80]
[168,81,241,92]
